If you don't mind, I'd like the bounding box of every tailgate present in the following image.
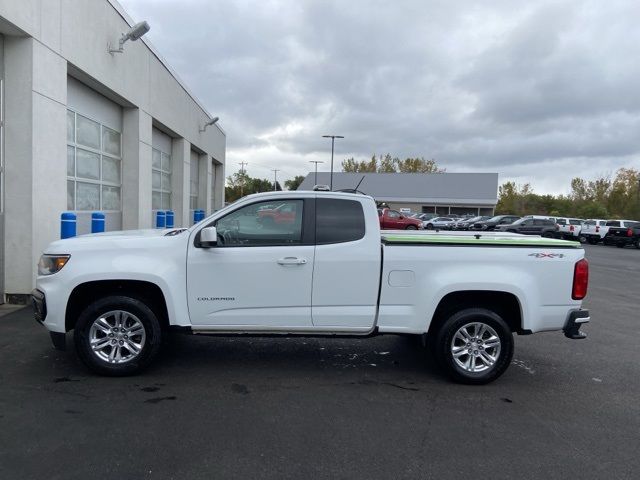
[607,227,627,237]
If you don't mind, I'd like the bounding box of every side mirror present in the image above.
[399,215,404,219]
[199,226,217,247]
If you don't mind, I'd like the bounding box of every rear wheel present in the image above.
[434,308,514,384]
[426,223,434,230]
[74,295,162,376]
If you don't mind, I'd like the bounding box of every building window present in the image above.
[190,154,199,210]
[66,110,121,211]
[152,148,172,210]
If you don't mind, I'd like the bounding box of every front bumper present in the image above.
[563,309,590,339]
[31,289,66,350]
[31,289,47,323]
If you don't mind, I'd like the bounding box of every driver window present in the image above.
[214,199,304,246]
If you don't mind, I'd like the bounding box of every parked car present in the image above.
[473,215,521,231]
[555,218,584,241]
[423,217,456,230]
[378,208,423,230]
[495,218,557,237]
[454,216,491,231]
[581,219,608,244]
[415,213,437,221]
[603,220,640,246]
[32,190,590,384]
[257,203,298,225]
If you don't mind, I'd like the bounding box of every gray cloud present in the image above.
[120,0,640,193]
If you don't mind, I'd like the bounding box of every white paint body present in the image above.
[36,192,586,338]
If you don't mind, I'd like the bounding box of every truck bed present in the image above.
[380,230,580,248]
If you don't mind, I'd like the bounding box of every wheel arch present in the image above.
[65,280,170,332]
[427,290,525,338]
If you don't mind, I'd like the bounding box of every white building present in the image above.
[0,0,226,302]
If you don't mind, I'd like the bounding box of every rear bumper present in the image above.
[607,237,634,245]
[563,309,590,339]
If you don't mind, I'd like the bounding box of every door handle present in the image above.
[277,257,307,266]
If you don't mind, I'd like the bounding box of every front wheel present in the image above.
[434,308,514,384]
[74,295,162,376]
[406,225,418,230]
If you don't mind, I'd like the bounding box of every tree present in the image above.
[284,175,306,191]
[341,154,445,173]
[494,168,639,219]
[225,171,278,202]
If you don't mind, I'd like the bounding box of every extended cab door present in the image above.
[187,198,314,327]
[311,196,381,329]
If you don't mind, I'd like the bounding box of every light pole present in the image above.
[322,135,344,191]
[309,160,324,186]
[272,169,280,191]
[238,162,248,197]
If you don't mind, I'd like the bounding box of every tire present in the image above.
[635,240,640,250]
[578,235,587,244]
[434,308,514,385]
[74,295,162,376]
[426,223,434,230]
[616,242,625,248]
[406,225,418,230]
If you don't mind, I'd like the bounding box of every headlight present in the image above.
[38,255,70,276]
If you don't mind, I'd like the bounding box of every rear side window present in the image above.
[623,221,638,227]
[316,199,366,244]
[569,219,582,225]
[584,221,596,226]
[606,221,620,227]
[557,219,567,225]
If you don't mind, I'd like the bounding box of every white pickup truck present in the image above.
[32,191,590,384]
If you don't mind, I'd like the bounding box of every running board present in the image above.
[189,325,377,337]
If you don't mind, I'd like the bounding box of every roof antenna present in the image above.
[335,175,367,195]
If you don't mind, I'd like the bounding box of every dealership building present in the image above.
[298,172,498,215]
[0,0,226,301]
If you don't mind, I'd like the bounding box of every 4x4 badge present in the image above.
[529,253,565,258]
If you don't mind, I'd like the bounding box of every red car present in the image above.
[378,208,423,230]
[257,203,298,225]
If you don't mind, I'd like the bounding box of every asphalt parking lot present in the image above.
[0,244,638,479]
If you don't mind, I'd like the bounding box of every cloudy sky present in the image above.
[119,0,640,194]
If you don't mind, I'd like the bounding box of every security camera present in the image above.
[200,117,220,132]
[109,21,150,54]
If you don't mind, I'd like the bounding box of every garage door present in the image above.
[66,76,123,235]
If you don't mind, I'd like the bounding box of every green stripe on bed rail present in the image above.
[381,234,581,248]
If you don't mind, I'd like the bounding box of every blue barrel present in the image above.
[61,212,77,239]
[91,212,105,233]
[165,210,174,228]
[156,210,166,228]
[193,209,205,223]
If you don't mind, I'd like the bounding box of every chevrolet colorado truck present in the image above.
[32,191,590,384]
